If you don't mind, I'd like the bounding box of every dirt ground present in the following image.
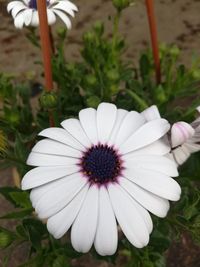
[1,0,200,266]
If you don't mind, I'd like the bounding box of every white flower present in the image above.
[7,0,78,29]
[21,103,181,256]
[171,106,200,165]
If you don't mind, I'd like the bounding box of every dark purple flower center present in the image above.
[29,0,49,10]
[81,144,122,185]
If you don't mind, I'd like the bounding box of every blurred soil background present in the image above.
[1,0,200,266]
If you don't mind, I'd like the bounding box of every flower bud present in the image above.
[5,111,20,126]
[83,31,96,43]
[85,74,97,87]
[106,69,120,82]
[57,27,67,39]
[171,121,195,148]
[112,0,132,11]
[154,85,167,104]
[110,84,120,95]
[40,92,58,110]
[192,70,200,79]
[170,45,180,57]
[86,96,101,108]
[0,231,14,249]
[93,21,104,36]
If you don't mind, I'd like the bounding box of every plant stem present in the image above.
[49,26,56,54]
[37,0,54,126]
[112,11,121,48]
[145,0,161,84]
[127,90,149,110]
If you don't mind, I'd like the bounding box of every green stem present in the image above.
[112,11,121,49]
[127,90,149,110]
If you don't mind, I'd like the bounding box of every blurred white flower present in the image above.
[21,103,180,256]
[7,0,78,29]
[171,106,200,165]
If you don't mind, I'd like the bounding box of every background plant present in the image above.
[0,0,200,266]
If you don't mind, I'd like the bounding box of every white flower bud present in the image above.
[171,121,195,148]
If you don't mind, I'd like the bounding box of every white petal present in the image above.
[79,108,98,145]
[71,185,99,253]
[7,1,26,13]
[52,0,78,11]
[141,105,161,121]
[47,9,56,25]
[61,119,91,148]
[14,12,25,29]
[30,11,39,27]
[171,122,195,148]
[123,168,181,201]
[108,183,149,248]
[52,9,72,29]
[30,179,62,208]
[32,139,83,158]
[119,177,170,218]
[35,173,87,219]
[108,109,128,146]
[172,145,191,165]
[197,106,200,113]
[39,128,85,151]
[23,9,33,26]
[120,119,170,154]
[123,155,178,177]
[94,187,118,256]
[97,103,117,144]
[114,111,145,147]
[21,165,79,190]
[132,198,153,234]
[52,2,76,17]
[47,184,89,239]
[123,138,170,158]
[10,3,27,17]
[26,152,79,166]
[184,142,200,153]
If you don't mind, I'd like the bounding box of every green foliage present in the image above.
[0,1,200,266]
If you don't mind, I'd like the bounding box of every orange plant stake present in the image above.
[37,0,54,126]
[145,0,161,84]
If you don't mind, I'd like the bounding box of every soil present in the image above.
[1,0,200,266]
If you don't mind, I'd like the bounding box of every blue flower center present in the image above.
[29,0,49,10]
[81,145,122,185]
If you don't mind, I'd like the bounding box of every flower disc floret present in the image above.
[81,144,122,185]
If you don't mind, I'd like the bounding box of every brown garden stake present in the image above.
[37,0,54,126]
[145,0,161,84]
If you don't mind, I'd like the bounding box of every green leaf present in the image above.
[52,255,69,267]
[140,54,150,80]
[0,187,22,206]
[9,191,32,209]
[22,219,47,250]
[0,209,33,219]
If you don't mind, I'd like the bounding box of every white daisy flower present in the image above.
[171,106,200,165]
[7,0,78,29]
[21,103,181,256]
